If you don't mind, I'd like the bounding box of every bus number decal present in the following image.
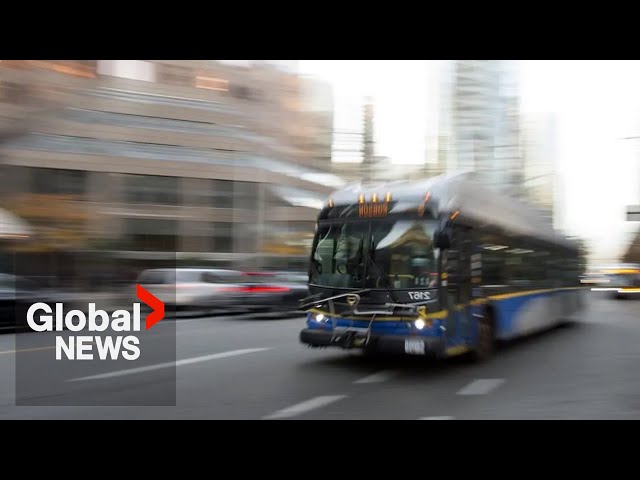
[408,291,431,301]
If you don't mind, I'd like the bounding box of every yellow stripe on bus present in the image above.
[470,298,488,305]
[307,308,448,321]
[487,286,583,301]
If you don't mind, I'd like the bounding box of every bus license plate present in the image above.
[405,339,425,355]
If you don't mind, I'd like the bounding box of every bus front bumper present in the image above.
[299,328,446,357]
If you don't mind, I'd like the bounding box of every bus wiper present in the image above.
[299,288,372,311]
[364,239,400,304]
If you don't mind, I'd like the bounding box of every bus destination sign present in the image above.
[358,202,389,218]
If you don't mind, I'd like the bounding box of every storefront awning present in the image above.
[0,208,32,238]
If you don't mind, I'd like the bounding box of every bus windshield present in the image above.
[310,219,439,289]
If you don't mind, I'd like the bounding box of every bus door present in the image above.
[445,227,473,342]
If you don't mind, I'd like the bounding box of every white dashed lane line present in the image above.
[457,379,505,396]
[262,395,348,420]
[68,348,272,382]
[420,416,456,420]
[0,346,55,355]
[354,370,396,384]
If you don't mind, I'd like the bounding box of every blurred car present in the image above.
[135,268,247,315]
[235,270,309,314]
[0,273,41,332]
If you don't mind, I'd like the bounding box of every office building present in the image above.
[0,60,341,281]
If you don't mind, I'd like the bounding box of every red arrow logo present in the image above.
[136,284,165,330]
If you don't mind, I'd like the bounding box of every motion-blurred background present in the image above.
[0,60,638,300]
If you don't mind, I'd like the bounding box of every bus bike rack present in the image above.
[301,292,437,348]
[299,290,371,346]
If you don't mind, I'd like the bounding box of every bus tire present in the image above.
[471,310,495,362]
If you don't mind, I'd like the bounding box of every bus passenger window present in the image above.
[478,232,507,286]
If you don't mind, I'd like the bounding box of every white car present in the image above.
[135,268,246,315]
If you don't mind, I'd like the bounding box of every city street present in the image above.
[0,294,639,419]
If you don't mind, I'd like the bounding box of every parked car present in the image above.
[0,273,42,332]
[236,270,309,314]
[135,268,247,315]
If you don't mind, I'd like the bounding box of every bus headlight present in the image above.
[311,312,329,323]
[414,319,426,330]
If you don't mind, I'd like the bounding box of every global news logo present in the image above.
[25,285,165,361]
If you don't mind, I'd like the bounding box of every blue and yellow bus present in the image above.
[299,173,585,360]
[592,265,640,299]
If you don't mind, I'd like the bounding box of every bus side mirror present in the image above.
[434,229,451,249]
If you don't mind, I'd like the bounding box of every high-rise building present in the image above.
[450,60,501,177]
[331,97,385,184]
[426,60,524,194]
[522,112,558,225]
[298,75,335,171]
[362,97,375,166]
[424,60,452,177]
[494,61,524,196]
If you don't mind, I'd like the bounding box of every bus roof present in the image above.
[326,172,578,250]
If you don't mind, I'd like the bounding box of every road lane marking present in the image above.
[420,416,455,420]
[354,370,396,384]
[68,347,271,382]
[0,346,55,355]
[262,395,347,420]
[457,379,505,396]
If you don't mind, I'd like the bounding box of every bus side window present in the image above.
[459,228,472,304]
[509,238,533,288]
[546,247,559,288]
[531,247,549,289]
[446,226,471,306]
[444,231,458,309]
[478,232,506,286]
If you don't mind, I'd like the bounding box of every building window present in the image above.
[233,181,256,210]
[122,174,179,206]
[180,221,234,254]
[123,218,178,252]
[195,74,229,92]
[31,168,86,197]
[183,178,215,207]
[180,221,212,253]
[212,180,235,209]
[212,222,233,253]
[158,64,194,86]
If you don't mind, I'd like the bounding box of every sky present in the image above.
[298,60,640,264]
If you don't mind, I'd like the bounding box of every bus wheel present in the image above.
[472,314,495,362]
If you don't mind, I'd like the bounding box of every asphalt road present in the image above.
[0,294,639,419]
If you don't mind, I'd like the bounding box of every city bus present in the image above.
[593,265,640,298]
[299,172,585,360]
